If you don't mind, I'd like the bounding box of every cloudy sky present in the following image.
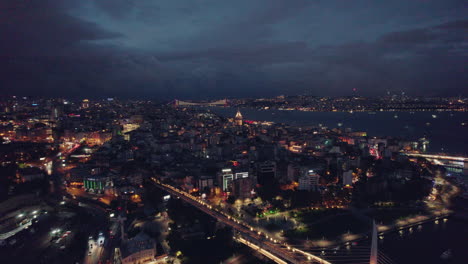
[1,0,466,99]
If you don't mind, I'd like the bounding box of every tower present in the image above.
[81,99,89,109]
[235,109,243,126]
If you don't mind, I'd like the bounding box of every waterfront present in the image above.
[379,217,468,264]
[209,108,468,155]
[314,216,468,264]
[209,107,468,264]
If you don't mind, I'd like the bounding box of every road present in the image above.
[150,178,331,264]
[47,143,114,264]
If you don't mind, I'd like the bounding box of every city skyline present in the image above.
[1,96,467,264]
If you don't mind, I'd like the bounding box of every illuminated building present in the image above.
[298,170,320,191]
[220,168,249,192]
[81,99,89,109]
[123,123,140,133]
[342,170,353,186]
[221,168,234,192]
[50,105,63,122]
[83,175,111,194]
[235,171,249,179]
[119,232,156,264]
[235,109,243,126]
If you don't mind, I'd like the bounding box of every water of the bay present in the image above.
[209,107,468,155]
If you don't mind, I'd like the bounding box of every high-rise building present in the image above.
[50,105,63,122]
[232,177,253,199]
[257,161,276,185]
[298,170,320,191]
[221,168,234,192]
[342,170,353,186]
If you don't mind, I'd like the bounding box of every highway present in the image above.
[402,153,468,162]
[150,178,331,264]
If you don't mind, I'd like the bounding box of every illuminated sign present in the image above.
[235,172,249,179]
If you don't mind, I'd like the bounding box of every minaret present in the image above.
[370,220,378,264]
[235,109,243,126]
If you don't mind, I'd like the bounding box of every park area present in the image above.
[285,210,370,241]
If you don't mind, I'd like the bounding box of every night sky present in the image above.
[1,0,467,99]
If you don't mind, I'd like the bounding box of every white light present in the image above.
[110,213,115,218]
[18,214,24,218]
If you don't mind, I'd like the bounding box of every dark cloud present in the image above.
[0,0,121,56]
[0,0,466,98]
[378,29,436,44]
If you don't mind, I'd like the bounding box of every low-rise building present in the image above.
[120,232,156,264]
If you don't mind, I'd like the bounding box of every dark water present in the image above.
[316,218,468,264]
[377,218,468,264]
[209,108,468,155]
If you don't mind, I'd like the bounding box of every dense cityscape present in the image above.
[230,94,467,112]
[2,1,468,264]
[0,96,467,264]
